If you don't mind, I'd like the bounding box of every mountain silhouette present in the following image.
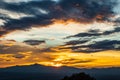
[0,64,120,80]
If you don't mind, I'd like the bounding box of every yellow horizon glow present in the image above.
[0,50,120,69]
[37,50,120,68]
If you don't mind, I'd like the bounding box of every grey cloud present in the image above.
[13,54,25,59]
[63,26,120,53]
[23,40,45,46]
[60,40,120,53]
[0,0,117,36]
[66,27,120,38]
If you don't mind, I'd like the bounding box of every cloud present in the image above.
[3,0,60,3]
[62,27,120,53]
[0,39,16,47]
[66,40,89,45]
[0,45,32,54]
[0,0,117,36]
[60,40,120,53]
[23,40,45,46]
[0,31,8,37]
[13,54,25,59]
[0,40,55,54]
[66,27,120,38]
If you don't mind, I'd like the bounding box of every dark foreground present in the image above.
[0,64,120,80]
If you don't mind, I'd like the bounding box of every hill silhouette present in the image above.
[0,64,120,80]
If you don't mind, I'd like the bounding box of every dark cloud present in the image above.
[0,31,7,37]
[0,45,33,54]
[66,40,89,45]
[88,40,120,49]
[13,54,25,59]
[66,27,120,38]
[0,0,117,36]
[23,40,45,46]
[59,0,115,21]
[59,59,95,64]
[0,39,55,54]
[60,40,120,53]
[6,39,16,42]
[63,26,120,53]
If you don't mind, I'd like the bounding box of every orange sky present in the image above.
[0,49,120,68]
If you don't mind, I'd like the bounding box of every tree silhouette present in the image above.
[61,72,96,80]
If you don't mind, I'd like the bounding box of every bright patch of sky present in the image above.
[1,21,116,47]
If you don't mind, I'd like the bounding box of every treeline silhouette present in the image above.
[61,72,96,80]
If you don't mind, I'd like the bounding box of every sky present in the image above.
[0,0,120,68]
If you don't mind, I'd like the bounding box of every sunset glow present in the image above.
[0,0,120,69]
